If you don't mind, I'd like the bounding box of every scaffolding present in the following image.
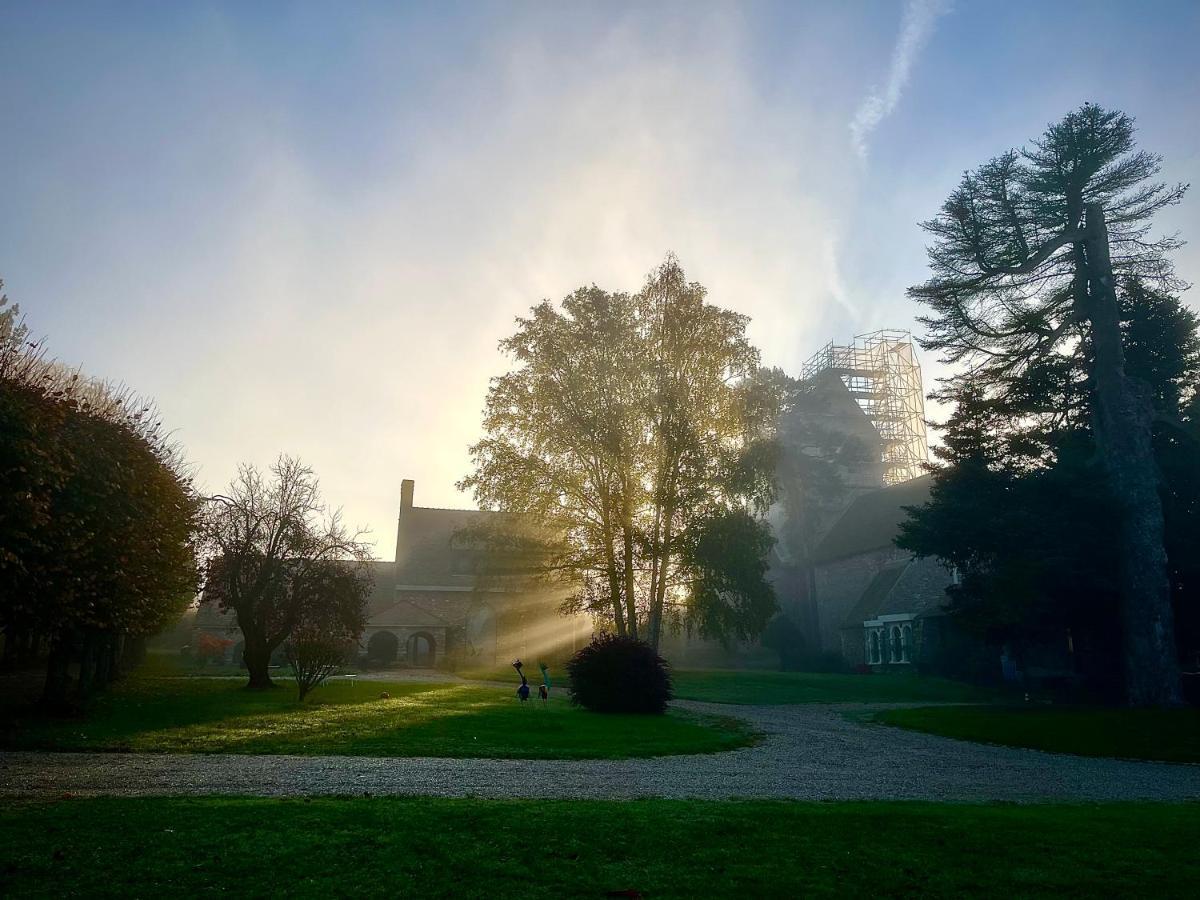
[801,330,930,485]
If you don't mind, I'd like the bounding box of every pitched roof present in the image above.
[812,474,933,564]
[394,505,498,586]
[840,560,909,627]
[363,561,399,618]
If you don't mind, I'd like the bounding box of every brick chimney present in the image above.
[395,479,415,564]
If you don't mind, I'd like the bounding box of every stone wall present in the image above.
[812,546,907,652]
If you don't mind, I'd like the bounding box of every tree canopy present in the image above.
[0,284,200,704]
[199,456,373,689]
[907,104,1191,706]
[461,257,781,648]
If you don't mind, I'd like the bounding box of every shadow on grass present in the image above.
[2,676,755,759]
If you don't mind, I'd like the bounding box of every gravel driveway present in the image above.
[3,701,1198,802]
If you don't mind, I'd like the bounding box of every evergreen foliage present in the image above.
[906,104,1192,705]
[901,279,1200,696]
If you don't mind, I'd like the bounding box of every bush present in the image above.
[566,633,672,714]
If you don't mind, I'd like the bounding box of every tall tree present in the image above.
[462,257,780,648]
[901,281,1200,689]
[1,285,201,704]
[910,105,1190,706]
[199,457,372,689]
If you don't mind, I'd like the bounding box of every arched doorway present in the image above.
[407,632,436,668]
[367,631,399,666]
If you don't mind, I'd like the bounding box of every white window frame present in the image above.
[863,613,916,664]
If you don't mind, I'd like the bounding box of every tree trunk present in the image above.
[1,626,23,670]
[243,636,276,689]
[41,631,73,709]
[120,634,147,676]
[1083,202,1184,707]
[621,522,639,641]
[647,508,674,650]
[94,631,116,689]
[76,629,99,699]
[24,631,42,665]
[601,516,627,636]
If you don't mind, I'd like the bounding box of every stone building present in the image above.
[808,474,956,668]
[767,333,961,671]
[194,479,577,669]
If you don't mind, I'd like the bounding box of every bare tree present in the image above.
[199,456,372,690]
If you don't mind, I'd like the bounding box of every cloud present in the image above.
[1,5,902,554]
[849,0,952,160]
[71,8,859,554]
[821,237,860,321]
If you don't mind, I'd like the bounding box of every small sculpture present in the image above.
[513,659,530,702]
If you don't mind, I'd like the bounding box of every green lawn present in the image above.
[876,705,1200,764]
[2,797,1198,898]
[0,676,751,759]
[671,669,995,705]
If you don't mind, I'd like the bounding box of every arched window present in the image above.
[869,630,881,665]
[901,625,913,663]
[890,627,902,663]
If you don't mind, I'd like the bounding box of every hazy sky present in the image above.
[3,1,1199,556]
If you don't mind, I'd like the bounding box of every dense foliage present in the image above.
[462,256,781,648]
[906,104,1191,705]
[0,285,200,705]
[567,632,673,714]
[284,559,371,700]
[900,280,1200,695]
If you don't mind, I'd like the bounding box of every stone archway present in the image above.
[366,630,399,666]
[407,632,436,668]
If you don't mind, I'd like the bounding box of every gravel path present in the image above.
[3,701,1198,802]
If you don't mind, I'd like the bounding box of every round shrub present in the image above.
[566,633,672,714]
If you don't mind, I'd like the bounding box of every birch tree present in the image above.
[462,257,780,648]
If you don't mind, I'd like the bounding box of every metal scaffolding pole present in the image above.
[801,330,930,485]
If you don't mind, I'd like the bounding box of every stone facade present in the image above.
[808,475,957,669]
[194,479,577,670]
[812,546,908,656]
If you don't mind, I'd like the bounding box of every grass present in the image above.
[2,797,1198,898]
[0,676,752,759]
[452,661,570,684]
[671,669,996,705]
[876,705,1200,764]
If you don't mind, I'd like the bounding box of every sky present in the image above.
[2,0,1199,557]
